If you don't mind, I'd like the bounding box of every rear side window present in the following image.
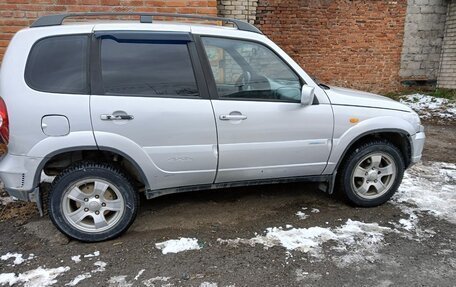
[100,39,198,97]
[25,35,89,94]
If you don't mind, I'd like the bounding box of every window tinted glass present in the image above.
[202,37,301,102]
[25,35,89,94]
[101,39,198,97]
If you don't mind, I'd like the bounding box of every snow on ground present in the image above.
[83,251,100,258]
[155,237,201,254]
[133,269,145,281]
[1,253,35,266]
[1,160,454,285]
[400,94,456,121]
[0,196,14,206]
[218,219,391,266]
[65,261,106,286]
[296,211,309,220]
[107,275,192,287]
[296,207,322,219]
[107,276,132,287]
[0,266,70,287]
[218,161,456,266]
[65,274,91,286]
[142,276,171,287]
[393,161,456,224]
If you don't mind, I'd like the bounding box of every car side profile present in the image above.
[0,13,425,242]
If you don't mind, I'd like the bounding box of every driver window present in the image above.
[202,37,302,102]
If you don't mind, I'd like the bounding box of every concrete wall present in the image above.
[399,0,448,82]
[217,0,257,23]
[438,0,456,88]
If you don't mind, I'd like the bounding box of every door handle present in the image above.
[219,114,247,121]
[100,114,134,120]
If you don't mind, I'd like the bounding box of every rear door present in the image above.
[90,31,218,190]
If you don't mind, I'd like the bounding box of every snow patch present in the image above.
[108,276,132,287]
[398,218,415,231]
[155,238,201,254]
[400,94,456,121]
[311,208,320,213]
[0,196,14,206]
[1,253,35,266]
[65,274,91,286]
[296,211,309,220]
[0,266,70,287]
[200,282,218,287]
[142,276,171,287]
[70,255,81,263]
[218,219,391,265]
[83,251,100,258]
[92,261,107,273]
[134,269,145,281]
[393,161,456,224]
[65,261,106,286]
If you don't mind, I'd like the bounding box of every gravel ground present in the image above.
[0,123,455,287]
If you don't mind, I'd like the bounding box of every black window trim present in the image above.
[91,31,209,100]
[194,34,315,104]
[24,33,91,95]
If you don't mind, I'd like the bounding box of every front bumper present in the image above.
[411,131,425,164]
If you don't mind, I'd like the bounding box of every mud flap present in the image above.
[28,187,43,217]
[318,172,337,194]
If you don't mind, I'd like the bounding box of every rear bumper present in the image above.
[0,153,43,201]
[410,131,425,164]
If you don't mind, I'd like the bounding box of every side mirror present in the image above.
[301,85,315,106]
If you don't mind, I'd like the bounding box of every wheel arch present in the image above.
[333,128,413,174]
[33,146,150,191]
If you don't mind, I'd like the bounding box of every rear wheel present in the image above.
[48,162,138,242]
[338,141,405,207]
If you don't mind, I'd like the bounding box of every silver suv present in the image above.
[0,13,425,242]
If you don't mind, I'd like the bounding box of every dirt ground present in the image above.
[0,123,455,287]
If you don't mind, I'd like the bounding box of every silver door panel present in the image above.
[91,96,218,189]
[212,100,333,182]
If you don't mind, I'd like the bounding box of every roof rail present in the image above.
[30,12,262,34]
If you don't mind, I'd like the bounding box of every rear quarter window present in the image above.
[25,35,89,94]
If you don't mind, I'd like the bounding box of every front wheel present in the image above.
[338,141,405,207]
[48,162,139,242]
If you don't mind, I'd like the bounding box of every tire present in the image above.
[48,162,139,242]
[338,140,405,207]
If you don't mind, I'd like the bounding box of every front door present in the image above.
[90,31,218,190]
[199,36,333,183]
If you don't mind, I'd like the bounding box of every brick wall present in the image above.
[0,0,217,59]
[438,0,456,88]
[400,0,448,82]
[255,0,408,93]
